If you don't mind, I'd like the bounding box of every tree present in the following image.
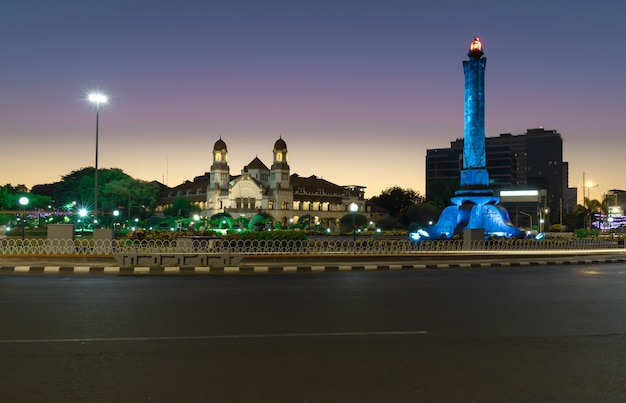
[298,214,314,230]
[52,167,98,208]
[102,177,159,219]
[164,196,199,218]
[405,202,440,227]
[339,213,368,233]
[585,197,603,229]
[564,198,602,230]
[29,168,160,225]
[376,216,402,230]
[0,184,52,210]
[563,204,587,230]
[0,185,22,210]
[210,213,233,229]
[248,213,274,231]
[369,187,424,221]
[426,179,458,211]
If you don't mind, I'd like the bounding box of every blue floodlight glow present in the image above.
[410,229,431,242]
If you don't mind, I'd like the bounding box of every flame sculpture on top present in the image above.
[411,38,524,240]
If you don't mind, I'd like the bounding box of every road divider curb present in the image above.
[1,256,625,275]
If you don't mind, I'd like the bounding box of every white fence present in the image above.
[0,237,622,256]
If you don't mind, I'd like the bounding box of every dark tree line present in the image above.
[368,186,440,230]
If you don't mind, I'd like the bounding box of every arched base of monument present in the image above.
[409,193,524,241]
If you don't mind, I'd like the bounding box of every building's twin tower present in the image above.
[413,38,523,240]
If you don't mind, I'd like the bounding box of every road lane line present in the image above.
[0,330,429,344]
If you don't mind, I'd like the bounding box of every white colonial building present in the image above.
[157,137,377,229]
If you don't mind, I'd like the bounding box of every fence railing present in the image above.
[0,237,622,256]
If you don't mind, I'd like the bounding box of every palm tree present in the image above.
[584,197,602,230]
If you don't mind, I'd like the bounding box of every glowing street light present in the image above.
[78,208,88,235]
[88,92,107,228]
[19,196,29,241]
[113,209,120,231]
[350,202,358,242]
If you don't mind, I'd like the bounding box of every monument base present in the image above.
[410,188,524,241]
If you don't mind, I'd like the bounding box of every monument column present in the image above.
[461,37,488,188]
[409,37,523,240]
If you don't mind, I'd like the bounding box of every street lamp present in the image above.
[88,92,107,228]
[113,210,120,231]
[350,202,358,242]
[79,208,88,235]
[519,211,533,231]
[19,196,29,241]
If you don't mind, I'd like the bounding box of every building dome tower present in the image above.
[210,137,230,189]
[270,136,290,190]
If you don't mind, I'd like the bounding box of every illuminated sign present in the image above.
[500,190,539,197]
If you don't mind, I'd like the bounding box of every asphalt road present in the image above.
[1,263,625,402]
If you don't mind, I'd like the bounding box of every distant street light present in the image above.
[350,202,358,242]
[113,210,120,231]
[19,196,29,241]
[79,208,88,235]
[88,93,107,228]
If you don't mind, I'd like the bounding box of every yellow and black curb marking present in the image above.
[1,256,625,275]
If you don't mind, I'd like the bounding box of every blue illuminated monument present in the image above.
[413,38,523,240]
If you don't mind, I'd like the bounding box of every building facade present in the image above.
[426,128,572,226]
[158,137,370,229]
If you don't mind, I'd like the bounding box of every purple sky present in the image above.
[1,0,624,202]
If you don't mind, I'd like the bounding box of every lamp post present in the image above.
[350,202,358,242]
[519,211,532,231]
[88,93,107,228]
[78,208,88,235]
[19,196,29,241]
[113,210,120,232]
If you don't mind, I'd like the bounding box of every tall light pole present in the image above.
[350,202,358,242]
[88,93,107,228]
[19,196,29,241]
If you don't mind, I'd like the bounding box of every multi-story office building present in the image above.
[426,128,570,226]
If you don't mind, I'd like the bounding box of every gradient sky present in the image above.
[2,0,624,203]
